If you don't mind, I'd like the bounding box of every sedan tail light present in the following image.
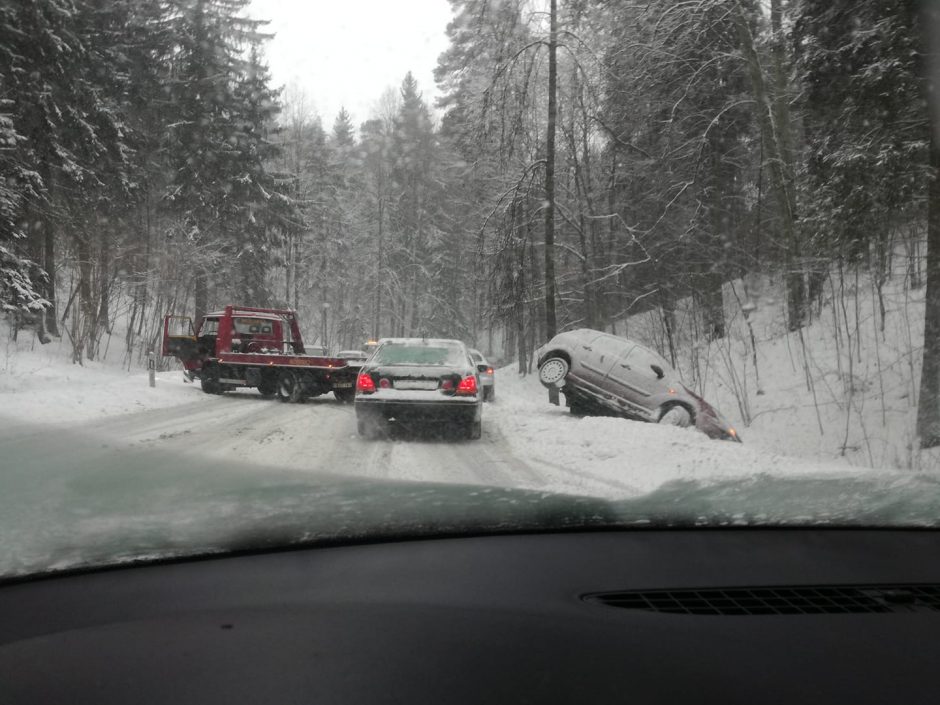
[356,373,376,393]
[456,375,478,396]
[486,367,494,375]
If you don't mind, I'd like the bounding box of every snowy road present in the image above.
[0,372,641,500]
[61,390,555,490]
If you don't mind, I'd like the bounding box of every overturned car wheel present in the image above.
[658,405,692,428]
[538,357,569,388]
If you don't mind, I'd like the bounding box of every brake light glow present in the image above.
[356,373,376,393]
[456,375,478,395]
[486,367,494,375]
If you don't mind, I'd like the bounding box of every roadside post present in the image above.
[149,350,156,388]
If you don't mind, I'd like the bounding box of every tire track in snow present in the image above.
[12,386,599,496]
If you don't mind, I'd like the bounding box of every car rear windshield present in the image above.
[373,344,466,367]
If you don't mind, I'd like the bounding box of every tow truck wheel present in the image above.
[277,370,303,403]
[258,378,277,398]
[200,365,221,395]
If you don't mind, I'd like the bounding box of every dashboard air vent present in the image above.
[585,584,940,615]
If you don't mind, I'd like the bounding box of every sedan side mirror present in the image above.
[650,364,665,380]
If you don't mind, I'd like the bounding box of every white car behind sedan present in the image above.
[469,349,495,401]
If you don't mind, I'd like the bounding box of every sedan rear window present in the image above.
[373,344,465,367]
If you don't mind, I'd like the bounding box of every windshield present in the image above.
[2,0,940,579]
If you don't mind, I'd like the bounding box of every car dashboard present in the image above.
[2,528,940,704]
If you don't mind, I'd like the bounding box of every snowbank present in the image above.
[487,367,897,497]
[0,329,204,426]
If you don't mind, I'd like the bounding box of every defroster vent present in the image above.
[585,584,940,615]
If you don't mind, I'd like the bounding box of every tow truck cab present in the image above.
[163,307,305,375]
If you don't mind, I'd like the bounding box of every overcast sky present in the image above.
[248,0,454,129]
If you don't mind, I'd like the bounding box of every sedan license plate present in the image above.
[395,380,438,390]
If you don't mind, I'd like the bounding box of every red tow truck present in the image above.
[161,305,357,403]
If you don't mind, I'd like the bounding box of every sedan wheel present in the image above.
[357,416,382,440]
[659,405,692,427]
[334,387,355,403]
[538,357,569,388]
[466,419,482,440]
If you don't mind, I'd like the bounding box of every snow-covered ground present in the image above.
[487,370,869,496]
[2,320,939,578]
[1,333,206,427]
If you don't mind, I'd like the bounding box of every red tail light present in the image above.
[456,375,478,395]
[356,373,376,393]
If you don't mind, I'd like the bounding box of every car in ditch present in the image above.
[536,329,740,442]
[355,338,483,439]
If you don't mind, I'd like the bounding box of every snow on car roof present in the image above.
[204,310,285,320]
[377,338,466,347]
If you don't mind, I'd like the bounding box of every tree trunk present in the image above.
[514,199,528,373]
[373,197,384,339]
[98,226,111,337]
[735,1,804,330]
[918,157,940,447]
[72,225,96,360]
[661,291,678,369]
[544,0,559,404]
[35,169,61,338]
[194,268,208,327]
[917,1,940,448]
[700,141,727,341]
